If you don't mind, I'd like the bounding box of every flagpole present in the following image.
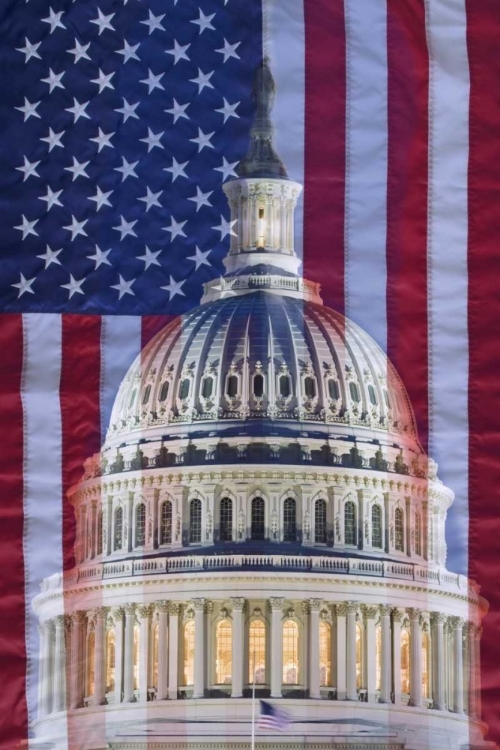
[251,650,256,750]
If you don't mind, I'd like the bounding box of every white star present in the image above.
[41,127,64,151]
[163,217,187,240]
[138,246,161,269]
[39,186,63,210]
[216,39,240,62]
[65,98,90,122]
[165,99,189,123]
[61,274,85,298]
[115,98,139,121]
[90,9,115,35]
[88,245,111,268]
[113,216,137,240]
[15,216,39,239]
[190,127,215,152]
[65,157,90,181]
[164,157,188,181]
[41,68,64,92]
[187,245,212,270]
[215,156,238,181]
[140,128,164,152]
[37,245,62,268]
[90,128,114,152]
[16,38,41,63]
[166,40,190,64]
[12,274,36,297]
[16,156,40,182]
[190,68,214,93]
[161,276,185,300]
[141,11,165,34]
[42,8,65,33]
[191,9,215,33]
[216,98,240,122]
[68,40,91,63]
[63,216,88,240]
[88,186,113,211]
[188,187,213,211]
[140,69,164,93]
[91,69,114,93]
[112,275,135,299]
[15,97,41,121]
[116,40,140,63]
[138,187,162,211]
[114,157,139,182]
[213,217,237,239]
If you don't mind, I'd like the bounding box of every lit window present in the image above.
[183,620,195,685]
[128,388,137,409]
[202,377,213,399]
[282,620,299,684]
[135,503,146,547]
[215,619,232,684]
[422,633,430,698]
[97,511,103,555]
[106,630,115,692]
[349,382,360,403]
[401,630,410,694]
[253,373,264,398]
[179,378,190,400]
[328,379,339,400]
[372,505,382,548]
[415,511,422,556]
[375,626,382,691]
[133,626,140,690]
[356,623,363,689]
[279,374,291,398]
[251,497,265,540]
[142,384,151,405]
[160,501,172,545]
[319,620,331,686]
[189,499,202,544]
[226,375,238,398]
[344,500,356,545]
[395,508,404,552]
[368,384,377,405]
[315,499,327,544]
[159,380,169,402]
[220,497,233,542]
[87,631,95,696]
[249,620,266,684]
[304,376,316,399]
[114,507,123,551]
[283,497,296,542]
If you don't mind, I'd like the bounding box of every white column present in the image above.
[112,607,124,705]
[346,602,358,701]
[123,604,135,702]
[409,608,422,707]
[69,612,84,710]
[364,606,377,702]
[335,604,347,700]
[193,598,206,699]
[52,615,67,713]
[309,599,321,699]
[270,597,284,698]
[168,603,180,700]
[38,620,53,717]
[392,609,403,704]
[452,617,465,714]
[156,602,169,701]
[231,598,245,698]
[431,612,446,710]
[468,624,481,719]
[93,608,106,705]
[138,605,151,702]
[379,605,392,704]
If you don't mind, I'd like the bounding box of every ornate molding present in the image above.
[192,598,206,611]
[156,600,169,614]
[168,602,180,616]
[408,607,422,620]
[362,605,378,619]
[138,604,152,618]
[309,598,322,611]
[269,597,284,610]
[391,608,404,623]
[124,603,136,616]
[229,597,245,611]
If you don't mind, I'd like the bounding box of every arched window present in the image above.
[226,375,238,398]
[328,378,339,400]
[114,506,123,552]
[159,380,169,402]
[135,503,146,547]
[106,630,115,692]
[349,382,360,403]
[251,497,265,540]
[422,632,430,698]
[142,384,151,405]
[319,620,331,686]
[375,625,382,691]
[128,388,137,409]
[87,631,95,696]
[344,500,356,546]
[356,623,363,689]
[401,630,410,694]
[282,620,299,684]
[368,384,377,405]
[179,378,190,400]
[279,374,291,398]
[249,620,266,684]
[133,625,140,690]
[97,510,103,556]
[395,507,404,552]
[283,497,296,542]
[371,505,382,548]
[201,376,213,399]
[160,501,172,545]
[215,619,232,684]
[183,620,195,685]
[304,376,316,399]
[189,499,202,544]
[219,497,233,542]
[152,624,159,689]
[253,373,264,398]
[415,511,422,556]
[315,499,327,544]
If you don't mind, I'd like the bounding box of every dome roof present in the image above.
[106,289,419,451]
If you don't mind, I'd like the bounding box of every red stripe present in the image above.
[303,0,346,313]
[0,316,28,749]
[467,1,500,743]
[386,0,429,452]
[142,315,174,349]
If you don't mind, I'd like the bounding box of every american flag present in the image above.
[258,700,290,731]
[0,0,500,748]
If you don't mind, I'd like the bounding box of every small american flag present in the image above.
[258,700,290,731]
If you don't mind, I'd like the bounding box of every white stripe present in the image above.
[344,0,388,352]
[263,0,305,260]
[100,316,142,438]
[426,0,470,575]
[22,314,66,745]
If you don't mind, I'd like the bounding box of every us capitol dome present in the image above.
[33,60,493,750]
